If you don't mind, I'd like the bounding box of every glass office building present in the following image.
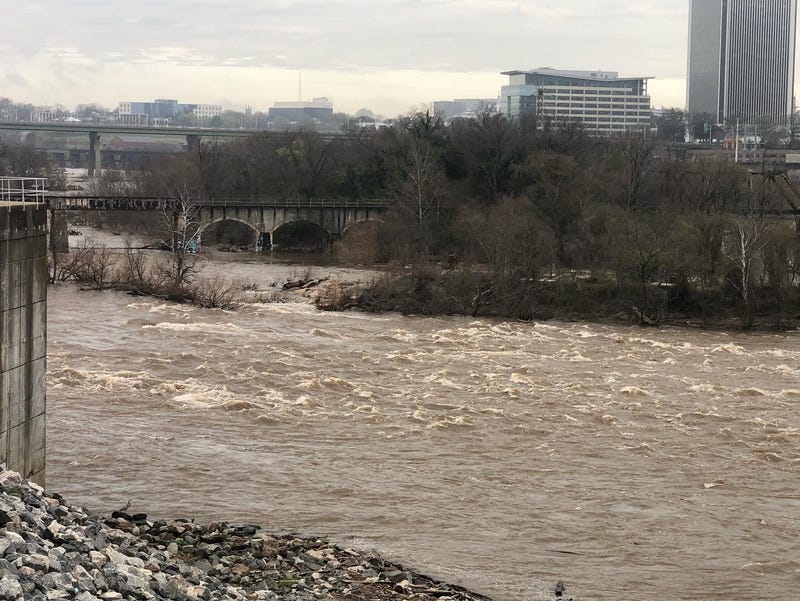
[687,0,797,124]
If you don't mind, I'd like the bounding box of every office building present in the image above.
[193,105,223,120]
[687,0,797,124]
[268,98,334,124]
[433,99,497,121]
[499,68,652,133]
[117,99,221,124]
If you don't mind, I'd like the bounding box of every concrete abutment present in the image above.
[0,204,47,485]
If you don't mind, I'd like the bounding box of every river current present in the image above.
[46,252,800,600]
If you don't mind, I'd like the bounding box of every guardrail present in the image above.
[0,177,48,204]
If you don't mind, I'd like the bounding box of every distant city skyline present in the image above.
[2,1,792,116]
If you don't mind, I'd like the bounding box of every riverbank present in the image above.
[311,267,800,332]
[0,469,509,600]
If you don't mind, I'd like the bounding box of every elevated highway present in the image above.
[0,121,346,176]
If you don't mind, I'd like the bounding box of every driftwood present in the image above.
[631,306,660,327]
[282,277,330,291]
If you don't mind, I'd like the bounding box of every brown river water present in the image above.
[46,250,800,600]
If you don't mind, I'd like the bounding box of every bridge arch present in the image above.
[199,217,261,249]
[272,219,331,251]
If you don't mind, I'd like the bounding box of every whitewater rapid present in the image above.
[46,266,800,600]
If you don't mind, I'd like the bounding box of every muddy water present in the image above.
[46,263,800,600]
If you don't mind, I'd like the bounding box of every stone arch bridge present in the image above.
[46,196,388,251]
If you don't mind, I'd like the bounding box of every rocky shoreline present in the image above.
[0,470,520,601]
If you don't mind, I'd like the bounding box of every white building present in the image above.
[193,104,223,119]
[499,68,652,133]
[30,109,78,123]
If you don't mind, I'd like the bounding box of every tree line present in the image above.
[5,110,800,329]
[115,111,793,329]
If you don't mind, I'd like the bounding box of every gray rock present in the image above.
[41,571,72,591]
[0,576,22,599]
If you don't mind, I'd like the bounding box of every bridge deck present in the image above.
[0,121,346,140]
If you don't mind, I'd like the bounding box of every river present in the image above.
[46,251,800,600]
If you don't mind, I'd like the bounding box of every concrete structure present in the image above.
[0,177,47,485]
[0,121,330,177]
[499,68,652,133]
[198,201,381,250]
[687,0,797,124]
[46,196,386,251]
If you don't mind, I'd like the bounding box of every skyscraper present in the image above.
[687,0,797,125]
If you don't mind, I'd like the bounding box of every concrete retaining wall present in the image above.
[0,204,47,485]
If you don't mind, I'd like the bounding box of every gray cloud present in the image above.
[7,1,687,77]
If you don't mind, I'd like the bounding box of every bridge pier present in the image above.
[186,134,201,154]
[256,232,272,251]
[0,203,48,485]
[88,132,101,177]
[48,210,69,254]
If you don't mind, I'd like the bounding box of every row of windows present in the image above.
[544,109,650,116]
[550,102,651,109]
[543,87,644,95]
[548,92,644,98]
[542,96,649,104]
[543,95,649,103]
[542,111,648,123]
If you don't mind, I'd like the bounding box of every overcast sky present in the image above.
[2,1,694,115]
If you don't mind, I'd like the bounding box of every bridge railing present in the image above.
[45,195,391,211]
[0,177,48,204]
[206,197,390,209]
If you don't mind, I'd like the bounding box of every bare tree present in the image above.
[58,241,118,290]
[619,132,657,211]
[275,133,337,199]
[158,186,204,288]
[727,216,769,329]
[393,139,449,226]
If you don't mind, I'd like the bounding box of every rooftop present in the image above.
[502,68,653,82]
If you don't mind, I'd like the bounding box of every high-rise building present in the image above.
[499,68,652,133]
[687,0,797,125]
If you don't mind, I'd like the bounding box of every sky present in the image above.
[1,1,694,116]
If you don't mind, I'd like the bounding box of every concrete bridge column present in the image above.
[256,232,272,251]
[0,204,47,485]
[186,134,201,154]
[48,210,69,254]
[88,132,101,177]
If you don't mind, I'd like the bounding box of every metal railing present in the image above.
[45,194,390,211]
[204,197,389,209]
[0,177,48,204]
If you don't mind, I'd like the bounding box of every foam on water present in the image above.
[45,283,800,601]
[144,322,244,335]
